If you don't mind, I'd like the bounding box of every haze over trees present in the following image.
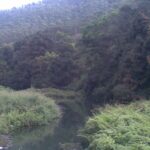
[0,0,133,46]
[0,0,149,104]
[0,0,150,149]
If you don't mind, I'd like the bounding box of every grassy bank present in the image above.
[35,87,80,103]
[34,88,87,121]
[0,87,60,134]
[81,101,150,150]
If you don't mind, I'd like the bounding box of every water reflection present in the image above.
[8,122,56,150]
[8,98,87,150]
[8,105,86,150]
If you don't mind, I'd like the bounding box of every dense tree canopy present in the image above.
[0,0,133,46]
[80,1,150,104]
[0,0,150,105]
[0,28,78,89]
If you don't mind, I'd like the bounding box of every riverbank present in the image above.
[0,87,87,150]
[81,100,150,150]
[0,87,60,134]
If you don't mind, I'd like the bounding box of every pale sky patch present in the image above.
[0,0,42,10]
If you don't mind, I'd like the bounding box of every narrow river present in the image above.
[7,104,87,150]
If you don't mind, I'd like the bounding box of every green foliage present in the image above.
[37,87,79,100]
[0,1,132,90]
[0,0,149,105]
[81,1,150,104]
[82,11,118,43]
[35,87,87,121]
[0,87,60,134]
[0,28,78,89]
[81,100,150,150]
[0,0,130,46]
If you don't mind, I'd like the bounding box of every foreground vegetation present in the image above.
[81,100,150,150]
[0,87,60,134]
[0,0,150,149]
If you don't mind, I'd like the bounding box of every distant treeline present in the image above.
[0,0,132,46]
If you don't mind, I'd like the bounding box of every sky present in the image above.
[0,0,42,10]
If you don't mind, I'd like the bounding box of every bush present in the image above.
[0,87,60,134]
[81,100,150,150]
[112,84,134,103]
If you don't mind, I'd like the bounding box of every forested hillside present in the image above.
[81,0,150,104]
[0,0,150,150]
[0,0,132,46]
[0,0,150,105]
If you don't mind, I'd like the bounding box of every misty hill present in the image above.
[0,0,132,46]
[0,0,150,105]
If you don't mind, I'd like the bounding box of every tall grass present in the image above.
[0,87,60,134]
[81,101,150,150]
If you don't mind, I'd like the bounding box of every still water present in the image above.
[8,105,86,150]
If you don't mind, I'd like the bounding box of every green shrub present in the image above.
[81,101,150,150]
[0,88,60,134]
